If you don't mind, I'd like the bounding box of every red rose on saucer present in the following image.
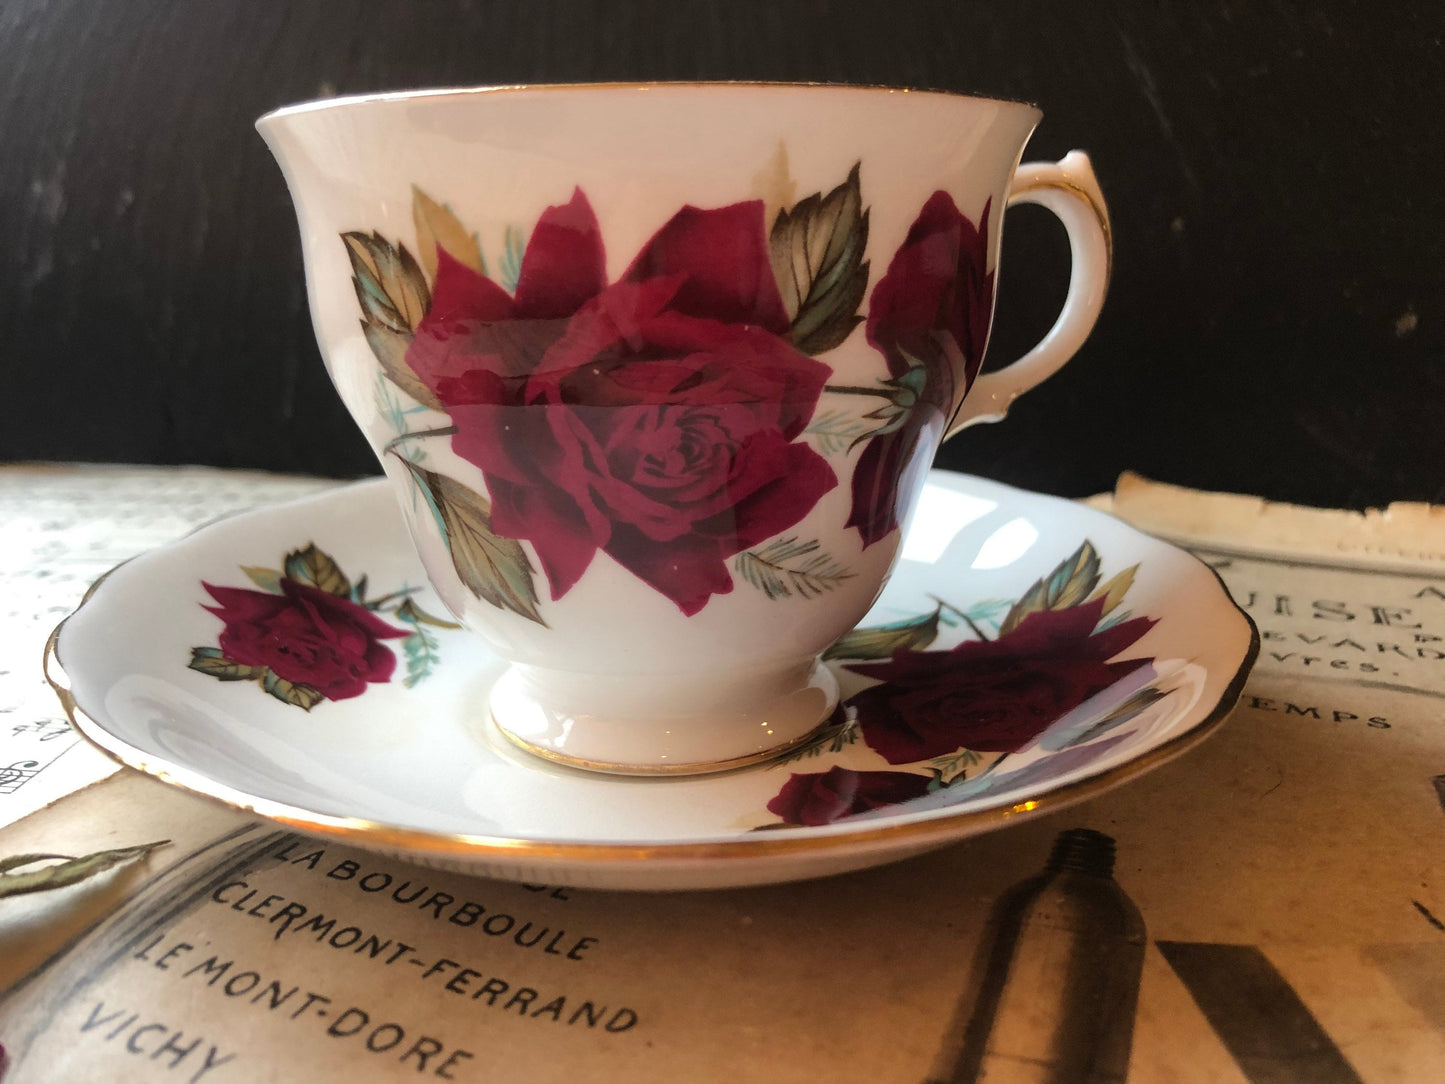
[405,190,837,616]
[766,765,932,826]
[202,579,408,700]
[846,599,1155,764]
[847,194,995,547]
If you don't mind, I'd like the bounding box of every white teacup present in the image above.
[258,83,1109,775]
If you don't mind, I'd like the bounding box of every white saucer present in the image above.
[47,471,1256,890]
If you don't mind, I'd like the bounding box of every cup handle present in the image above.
[946,150,1112,438]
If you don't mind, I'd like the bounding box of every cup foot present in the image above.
[488,659,840,776]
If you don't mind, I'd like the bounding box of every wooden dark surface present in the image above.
[2,0,1440,507]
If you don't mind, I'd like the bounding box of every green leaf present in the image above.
[188,646,266,682]
[261,670,325,711]
[396,596,462,629]
[398,622,442,689]
[1057,686,1171,749]
[851,364,930,445]
[412,185,485,282]
[773,713,860,765]
[999,541,1103,636]
[342,231,431,331]
[0,840,170,899]
[823,605,943,660]
[341,231,442,410]
[769,162,870,355]
[927,748,981,785]
[241,565,283,593]
[363,321,443,411]
[804,410,871,457]
[734,537,855,601]
[283,543,351,597]
[500,224,525,294]
[402,463,546,626]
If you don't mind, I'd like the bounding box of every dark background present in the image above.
[2,0,1440,508]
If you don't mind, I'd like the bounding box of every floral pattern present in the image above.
[765,541,1167,826]
[409,198,838,615]
[847,598,1154,764]
[767,765,933,828]
[342,156,999,620]
[188,543,458,710]
[847,196,995,546]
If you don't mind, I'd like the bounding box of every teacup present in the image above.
[257,83,1109,775]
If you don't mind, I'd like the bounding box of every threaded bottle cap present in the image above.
[1045,828,1117,876]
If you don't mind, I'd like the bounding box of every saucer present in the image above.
[47,472,1256,891]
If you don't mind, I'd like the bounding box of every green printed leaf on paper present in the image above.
[999,541,1102,636]
[412,185,485,282]
[769,162,870,355]
[0,840,170,899]
[283,543,351,597]
[262,669,325,711]
[402,463,546,626]
[823,605,944,661]
[187,646,265,682]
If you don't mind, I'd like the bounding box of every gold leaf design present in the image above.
[750,141,798,230]
[823,605,943,660]
[0,840,169,899]
[999,541,1103,636]
[404,463,546,626]
[769,163,870,355]
[1088,564,1139,617]
[283,543,351,597]
[262,670,325,711]
[188,646,265,682]
[341,231,441,409]
[412,185,484,282]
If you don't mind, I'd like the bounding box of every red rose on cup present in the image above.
[766,765,933,826]
[202,579,408,700]
[848,194,995,547]
[405,190,837,616]
[846,599,1155,764]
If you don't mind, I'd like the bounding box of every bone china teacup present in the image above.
[257,83,1110,775]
